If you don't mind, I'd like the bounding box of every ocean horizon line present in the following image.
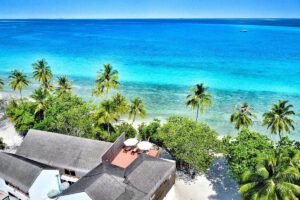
[2,18,300,27]
[1,17,300,19]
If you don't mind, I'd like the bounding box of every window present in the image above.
[64,169,76,176]
[70,171,76,176]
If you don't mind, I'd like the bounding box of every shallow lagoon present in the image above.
[0,19,299,138]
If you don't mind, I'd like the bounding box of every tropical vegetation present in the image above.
[263,100,295,139]
[93,64,119,98]
[9,70,30,99]
[56,76,72,95]
[186,83,212,121]
[94,99,119,135]
[128,97,146,124]
[138,119,161,145]
[32,59,53,91]
[2,59,299,198]
[240,153,300,200]
[230,103,256,130]
[223,129,274,181]
[0,78,4,90]
[159,115,220,173]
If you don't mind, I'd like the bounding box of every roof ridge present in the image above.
[27,129,112,144]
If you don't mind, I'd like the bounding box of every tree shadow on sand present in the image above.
[205,158,241,200]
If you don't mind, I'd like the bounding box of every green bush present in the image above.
[110,122,137,142]
[223,128,274,182]
[158,115,220,173]
[6,93,97,137]
[138,119,162,145]
[5,100,35,134]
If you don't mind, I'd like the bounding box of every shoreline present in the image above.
[1,88,299,141]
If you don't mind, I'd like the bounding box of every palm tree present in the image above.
[94,100,119,134]
[32,59,53,91]
[56,76,72,95]
[230,103,256,130]
[128,97,146,124]
[93,64,119,98]
[240,154,300,200]
[186,83,213,122]
[30,88,48,120]
[0,77,4,90]
[112,93,128,117]
[263,100,295,140]
[9,70,30,99]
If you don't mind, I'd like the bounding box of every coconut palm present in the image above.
[230,103,256,130]
[128,97,146,124]
[9,70,30,99]
[112,93,128,117]
[0,77,4,90]
[30,88,48,120]
[186,83,213,122]
[93,64,119,98]
[263,100,295,140]
[94,100,119,134]
[56,76,72,95]
[32,59,53,91]
[240,154,300,200]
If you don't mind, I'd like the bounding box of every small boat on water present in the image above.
[240,29,248,32]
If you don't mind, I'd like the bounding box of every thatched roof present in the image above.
[16,129,112,174]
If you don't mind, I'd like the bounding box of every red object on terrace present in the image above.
[111,148,160,168]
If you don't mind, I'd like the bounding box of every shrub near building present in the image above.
[158,115,221,173]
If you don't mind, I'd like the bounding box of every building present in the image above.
[0,129,175,200]
[0,152,60,200]
[59,134,176,200]
[16,129,112,178]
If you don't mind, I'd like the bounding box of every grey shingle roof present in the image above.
[126,156,175,194]
[16,129,112,174]
[0,152,54,193]
[60,155,175,200]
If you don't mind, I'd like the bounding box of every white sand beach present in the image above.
[165,158,241,200]
[0,92,23,148]
[0,118,22,147]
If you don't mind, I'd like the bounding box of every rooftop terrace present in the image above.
[111,148,160,168]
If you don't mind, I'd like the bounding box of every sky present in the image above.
[0,0,300,19]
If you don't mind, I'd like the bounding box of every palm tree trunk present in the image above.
[105,88,109,99]
[196,106,199,122]
[19,90,23,102]
[131,114,136,125]
[107,122,110,135]
[279,131,282,140]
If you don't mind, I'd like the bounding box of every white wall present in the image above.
[58,192,91,200]
[0,177,7,193]
[29,170,60,200]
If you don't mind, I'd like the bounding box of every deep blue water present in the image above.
[0,19,299,138]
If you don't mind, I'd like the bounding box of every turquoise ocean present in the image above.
[0,19,299,138]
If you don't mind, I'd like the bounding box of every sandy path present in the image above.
[164,158,241,200]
